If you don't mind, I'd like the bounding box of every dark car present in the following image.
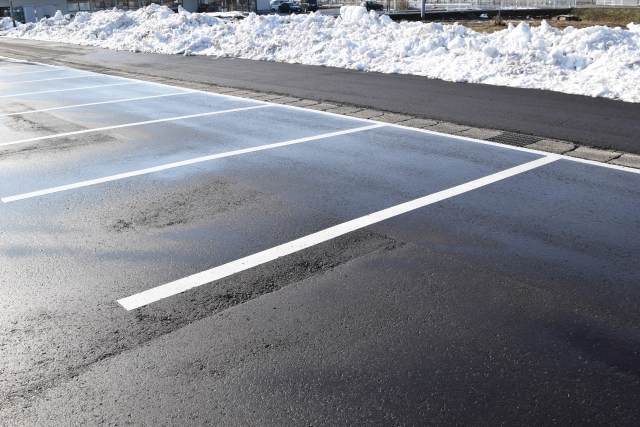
[360,1,383,11]
[305,0,318,12]
[278,2,302,13]
[196,3,220,12]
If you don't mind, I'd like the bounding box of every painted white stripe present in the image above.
[0,74,98,85]
[0,68,68,77]
[4,56,637,176]
[0,91,195,118]
[382,122,640,176]
[273,102,640,176]
[117,155,558,310]
[0,104,270,149]
[0,57,38,64]
[2,124,386,203]
[0,63,42,70]
[0,82,139,99]
[545,152,640,175]
[0,58,45,66]
[0,56,259,106]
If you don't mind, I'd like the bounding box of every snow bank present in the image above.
[340,6,368,22]
[1,17,19,31]
[6,5,640,102]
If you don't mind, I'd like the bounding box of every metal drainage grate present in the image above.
[486,132,543,147]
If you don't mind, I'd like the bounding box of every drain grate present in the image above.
[486,132,543,147]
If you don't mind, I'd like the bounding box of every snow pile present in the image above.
[340,6,368,22]
[6,5,640,102]
[1,17,19,31]
[53,10,64,22]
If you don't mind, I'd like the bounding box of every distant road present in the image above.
[318,7,341,14]
[0,37,638,154]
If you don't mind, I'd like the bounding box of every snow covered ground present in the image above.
[3,5,640,103]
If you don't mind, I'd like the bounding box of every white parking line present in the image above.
[0,68,69,77]
[265,99,640,176]
[117,155,558,310]
[0,104,271,148]
[383,122,640,176]
[0,63,43,69]
[2,124,386,203]
[12,59,636,177]
[0,57,47,66]
[0,91,196,118]
[0,74,98,85]
[0,82,140,99]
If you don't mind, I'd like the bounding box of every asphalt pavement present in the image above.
[0,37,639,154]
[0,57,639,426]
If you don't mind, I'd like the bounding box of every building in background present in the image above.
[1,0,270,22]
[0,0,196,21]
[1,1,62,20]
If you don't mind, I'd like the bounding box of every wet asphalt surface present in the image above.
[0,58,639,426]
[1,37,640,154]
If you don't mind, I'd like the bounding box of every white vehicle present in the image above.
[270,0,286,11]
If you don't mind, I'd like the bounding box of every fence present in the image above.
[325,0,597,10]
[595,0,639,5]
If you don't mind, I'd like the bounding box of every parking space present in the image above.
[0,72,132,97]
[2,57,639,306]
[2,57,640,425]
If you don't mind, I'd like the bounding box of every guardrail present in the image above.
[595,0,639,5]
[322,0,640,10]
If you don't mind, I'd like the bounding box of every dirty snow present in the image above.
[1,17,19,31]
[4,5,640,102]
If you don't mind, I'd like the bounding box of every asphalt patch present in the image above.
[1,228,400,409]
[107,175,268,233]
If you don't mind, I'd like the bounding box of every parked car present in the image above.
[277,1,302,13]
[196,3,220,12]
[270,0,286,11]
[361,1,383,11]
[305,0,318,12]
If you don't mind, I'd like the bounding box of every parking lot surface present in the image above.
[1,57,639,426]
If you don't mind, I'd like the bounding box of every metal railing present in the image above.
[596,0,639,5]
[326,0,580,10]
